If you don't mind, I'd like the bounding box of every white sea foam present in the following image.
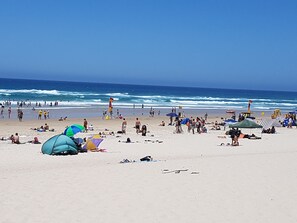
[0,89,61,95]
[104,93,130,97]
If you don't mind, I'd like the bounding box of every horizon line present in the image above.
[0,77,297,94]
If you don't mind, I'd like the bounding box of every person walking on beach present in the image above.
[122,118,127,134]
[175,118,182,133]
[191,119,196,134]
[18,109,23,122]
[8,107,11,119]
[0,106,4,118]
[135,118,141,134]
[38,110,42,120]
[44,110,47,120]
[83,118,88,132]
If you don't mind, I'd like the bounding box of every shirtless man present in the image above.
[13,133,20,144]
[135,118,141,134]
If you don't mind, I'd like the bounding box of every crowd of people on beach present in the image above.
[0,100,59,121]
[3,103,297,153]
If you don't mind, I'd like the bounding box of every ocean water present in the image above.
[1,78,297,113]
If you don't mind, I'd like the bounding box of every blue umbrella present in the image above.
[166,112,178,117]
[63,124,85,137]
[181,118,190,125]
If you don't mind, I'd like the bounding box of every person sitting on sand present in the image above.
[44,123,49,131]
[141,125,147,136]
[12,133,20,144]
[159,121,165,126]
[9,135,15,143]
[262,126,276,134]
[210,121,221,130]
[270,126,276,134]
[232,135,239,146]
[28,137,41,144]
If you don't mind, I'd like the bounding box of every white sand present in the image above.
[1,115,297,223]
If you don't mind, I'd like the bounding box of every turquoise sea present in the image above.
[0,78,297,119]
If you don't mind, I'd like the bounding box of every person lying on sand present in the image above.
[262,126,276,134]
[30,125,54,132]
[118,138,139,143]
[89,148,107,152]
[1,136,9,141]
[219,142,239,147]
[28,137,41,144]
[58,116,67,121]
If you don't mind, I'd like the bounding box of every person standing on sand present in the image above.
[44,110,47,120]
[204,113,208,121]
[38,110,42,120]
[83,119,88,132]
[18,109,23,122]
[122,118,127,134]
[135,118,141,134]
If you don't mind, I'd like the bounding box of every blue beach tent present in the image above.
[41,134,78,155]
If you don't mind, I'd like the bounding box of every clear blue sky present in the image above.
[0,0,296,91]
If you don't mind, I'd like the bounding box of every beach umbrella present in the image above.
[63,124,85,137]
[181,118,190,125]
[166,112,178,117]
[82,134,103,151]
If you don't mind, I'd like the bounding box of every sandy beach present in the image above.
[1,111,297,223]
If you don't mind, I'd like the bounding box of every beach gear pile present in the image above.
[41,124,104,155]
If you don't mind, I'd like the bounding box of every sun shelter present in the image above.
[260,118,282,129]
[229,119,263,129]
[83,134,104,151]
[229,119,263,136]
[41,134,78,155]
